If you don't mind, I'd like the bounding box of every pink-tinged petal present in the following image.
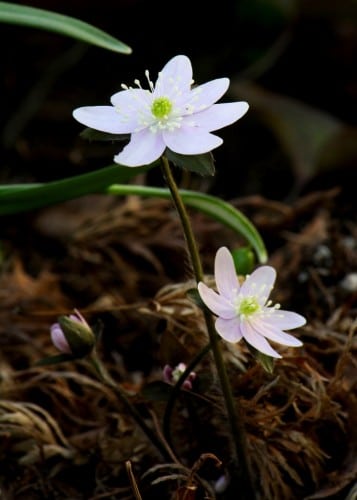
[163,126,222,154]
[162,364,173,384]
[114,129,166,167]
[240,320,282,358]
[71,309,89,327]
[241,266,276,305]
[73,106,137,134]
[198,282,236,319]
[214,247,240,299]
[155,55,192,97]
[215,316,243,343]
[187,102,249,132]
[187,78,230,111]
[262,310,306,330]
[251,318,303,347]
[50,324,72,354]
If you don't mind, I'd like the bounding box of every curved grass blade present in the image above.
[0,174,267,263]
[107,185,268,263]
[0,1,131,54]
[0,164,150,215]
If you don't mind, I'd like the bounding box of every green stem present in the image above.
[88,349,172,462]
[160,156,256,498]
[160,157,203,280]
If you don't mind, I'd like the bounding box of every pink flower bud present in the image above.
[50,310,95,357]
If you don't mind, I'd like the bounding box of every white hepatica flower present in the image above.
[72,55,249,167]
[197,247,306,358]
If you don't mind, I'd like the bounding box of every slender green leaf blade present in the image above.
[107,185,268,263]
[35,353,75,366]
[0,1,132,54]
[0,164,151,214]
[80,128,130,142]
[0,175,267,263]
[180,190,268,264]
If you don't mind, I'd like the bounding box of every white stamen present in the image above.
[144,70,154,92]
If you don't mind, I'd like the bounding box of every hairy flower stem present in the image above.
[88,349,172,462]
[160,155,256,499]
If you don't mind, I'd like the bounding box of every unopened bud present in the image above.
[50,310,95,358]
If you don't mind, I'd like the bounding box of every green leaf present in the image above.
[179,190,268,264]
[255,351,276,374]
[165,149,215,176]
[107,185,268,263]
[0,171,267,264]
[186,287,206,309]
[0,164,152,215]
[246,343,276,373]
[0,1,131,54]
[231,246,256,275]
[80,128,130,142]
[35,353,75,366]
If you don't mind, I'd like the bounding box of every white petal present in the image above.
[187,102,249,132]
[110,88,152,129]
[251,319,303,347]
[241,266,276,305]
[163,126,222,154]
[215,316,243,343]
[187,78,230,111]
[198,282,236,319]
[114,129,165,167]
[262,310,306,330]
[155,55,192,97]
[214,247,240,299]
[73,106,138,134]
[240,320,281,358]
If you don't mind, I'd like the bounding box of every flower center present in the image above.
[238,296,260,316]
[151,97,172,119]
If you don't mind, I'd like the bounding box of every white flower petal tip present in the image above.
[198,246,306,359]
[72,55,249,166]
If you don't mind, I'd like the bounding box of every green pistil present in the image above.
[239,297,260,316]
[151,97,172,118]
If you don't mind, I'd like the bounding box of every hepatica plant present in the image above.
[73,54,249,166]
[1,7,310,497]
[72,54,305,498]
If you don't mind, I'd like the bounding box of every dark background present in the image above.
[2,0,357,203]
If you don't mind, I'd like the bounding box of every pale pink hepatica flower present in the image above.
[72,55,249,167]
[197,247,306,358]
[163,362,196,390]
